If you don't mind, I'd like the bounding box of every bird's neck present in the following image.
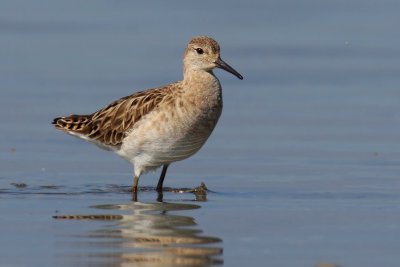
[182,68,220,88]
[180,68,222,109]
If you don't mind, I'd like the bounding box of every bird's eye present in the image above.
[195,48,204,55]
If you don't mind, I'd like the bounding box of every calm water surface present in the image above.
[1,1,400,266]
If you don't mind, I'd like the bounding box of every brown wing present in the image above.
[53,83,177,147]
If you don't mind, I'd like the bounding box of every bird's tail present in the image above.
[52,114,92,135]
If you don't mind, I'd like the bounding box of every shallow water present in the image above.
[1,0,400,266]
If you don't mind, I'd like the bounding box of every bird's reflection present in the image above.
[55,192,223,266]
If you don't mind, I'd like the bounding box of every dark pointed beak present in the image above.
[215,57,243,80]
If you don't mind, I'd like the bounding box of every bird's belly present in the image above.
[146,134,207,164]
[117,117,217,170]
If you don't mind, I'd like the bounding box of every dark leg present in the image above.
[131,175,139,193]
[156,164,169,192]
[156,191,164,202]
[132,191,138,202]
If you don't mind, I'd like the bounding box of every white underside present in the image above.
[116,112,214,177]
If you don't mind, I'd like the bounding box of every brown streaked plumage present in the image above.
[53,36,243,194]
[53,84,175,148]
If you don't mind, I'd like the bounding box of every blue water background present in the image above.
[1,1,400,266]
